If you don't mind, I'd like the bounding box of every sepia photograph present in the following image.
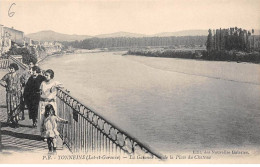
[0,0,260,164]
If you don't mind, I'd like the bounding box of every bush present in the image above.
[127,49,196,59]
[7,46,38,65]
[201,50,260,63]
[127,49,260,63]
[22,53,38,65]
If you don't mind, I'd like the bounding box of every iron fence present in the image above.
[0,59,9,69]
[56,88,162,159]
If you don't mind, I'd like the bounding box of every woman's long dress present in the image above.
[1,72,22,123]
[38,80,62,136]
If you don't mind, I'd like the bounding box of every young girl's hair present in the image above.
[44,104,56,118]
[45,69,54,79]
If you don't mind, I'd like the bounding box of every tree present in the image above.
[252,29,255,50]
[7,44,37,65]
[206,27,256,52]
[206,29,213,51]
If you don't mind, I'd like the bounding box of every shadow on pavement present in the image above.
[0,105,6,108]
[1,130,42,141]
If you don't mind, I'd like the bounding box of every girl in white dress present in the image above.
[38,69,63,136]
[42,104,68,153]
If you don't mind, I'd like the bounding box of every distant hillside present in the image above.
[153,30,208,37]
[153,29,260,37]
[94,30,208,38]
[26,29,260,42]
[95,31,147,38]
[26,30,92,42]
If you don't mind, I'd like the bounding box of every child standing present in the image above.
[42,104,68,154]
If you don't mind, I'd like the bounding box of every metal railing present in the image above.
[8,55,27,72]
[0,58,9,69]
[0,58,7,151]
[0,118,2,152]
[0,58,8,150]
[1,55,162,159]
[56,88,162,159]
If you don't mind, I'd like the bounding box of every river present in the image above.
[39,51,260,154]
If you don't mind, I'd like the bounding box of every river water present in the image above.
[40,51,260,154]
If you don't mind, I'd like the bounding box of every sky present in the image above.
[0,0,260,35]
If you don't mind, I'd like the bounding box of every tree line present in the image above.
[62,36,207,49]
[206,27,259,52]
[127,47,260,63]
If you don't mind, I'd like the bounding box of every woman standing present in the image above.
[24,66,45,127]
[0,63,22,125]
[20,60,36,120]
[38,69,63,136]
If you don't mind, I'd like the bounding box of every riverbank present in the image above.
[37,52,61,64]
[126,49,260,64]
[38,48,128,64]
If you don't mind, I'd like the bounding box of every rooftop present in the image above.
[3,26,24,34]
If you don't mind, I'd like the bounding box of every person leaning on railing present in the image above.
[38,69,63,138]
[0,63,22,127]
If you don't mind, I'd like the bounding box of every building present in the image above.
[32,40,40,45]
[0,25,12,55]
[43,41,53,46]
[0,24,3,39]
[3,26,24,46]
[54,42,62,47]
[24,37,32,46]
[0,24,3,53]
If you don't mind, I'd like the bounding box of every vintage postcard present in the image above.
[0,0,260,164]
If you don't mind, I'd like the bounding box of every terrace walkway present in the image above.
[0,70,70,159]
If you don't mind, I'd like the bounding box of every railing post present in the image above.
[0,59,6,152]
[0,121,2,152]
